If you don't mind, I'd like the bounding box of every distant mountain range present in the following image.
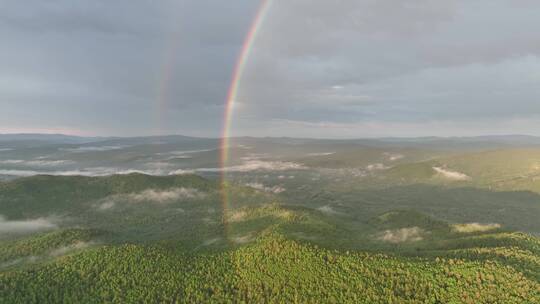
[0,134,108,144]
[3,133,540,150]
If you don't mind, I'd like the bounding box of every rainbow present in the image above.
[220,0,272,166]
[156,27,182,136]
[219,0,272,232]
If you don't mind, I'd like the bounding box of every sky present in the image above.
[1,0,540,138]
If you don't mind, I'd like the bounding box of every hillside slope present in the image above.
[1,230,538,303]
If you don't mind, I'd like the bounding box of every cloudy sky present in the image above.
[1,0,540,138]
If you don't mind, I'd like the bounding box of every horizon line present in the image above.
[1,132,540,141]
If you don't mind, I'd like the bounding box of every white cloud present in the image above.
[306,152,335,156]
[318,167,368,178]
[0,160,24,164]
[0,166,196,177]
[61,145,129,152]
[199,160,307,172]
[97,200,116,210]
[172,149,215,154]
[433,166,471,181]
[49,241,93,257]
[166,155,193,159]
[452,223,501,233]
[231,233,253,244]
[0,169,41,176]
[145,161,175,167]
[97,188,206,210]
[317,205,340,215]
[28,160,74,166]
[366,163,389,171]
[245,182,286,194]
[384,153,404,161]
[0,168,140,177]
[128,188,205,203]
[236,145,253,149]
[244,182,265,190]
[160,149,215,159]
[0,215,57,234]
[0,159,75,166]
[1,256,39,269]
[378,227,424,243]
[168,169,196,175]
[240,153,270,161]
[1,241,94,269]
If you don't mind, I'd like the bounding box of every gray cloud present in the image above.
[233,0,540,136]
[0,0,258,136]
[1,0,540,137]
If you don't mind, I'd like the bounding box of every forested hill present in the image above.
[0,173,539,302]
[1,230,539,303]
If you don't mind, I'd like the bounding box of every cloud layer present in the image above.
[3,1,540,137]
